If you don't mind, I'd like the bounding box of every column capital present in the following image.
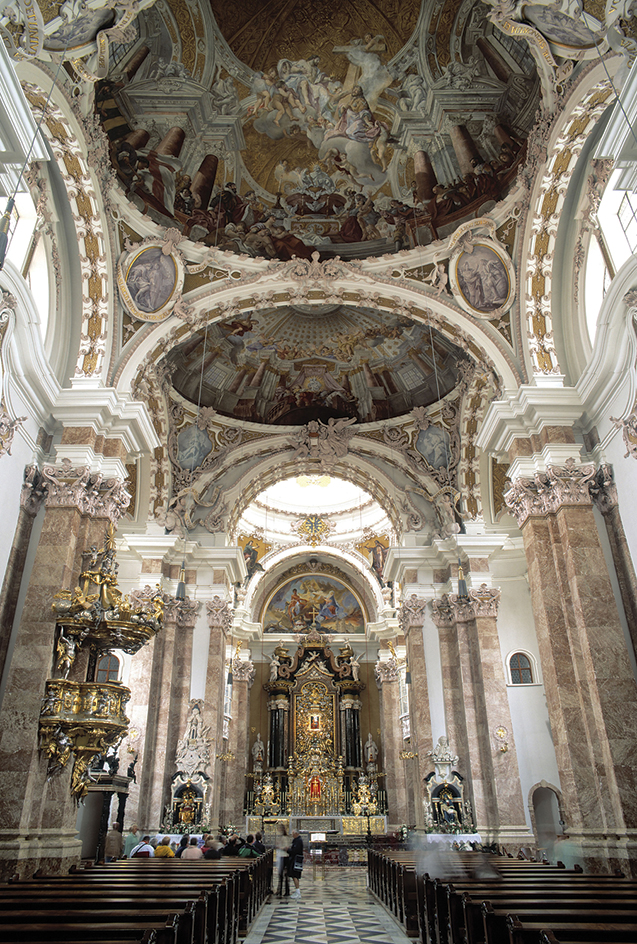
[431,585,501,625]
[20,464,46,518]
[375,656,400,683]
[589,463,618,515]
[504,459,596,527]
[232,656,255,686]
[40,459,131,522]
[206,595,232,632]
[163,597,200,629]
[398,594,428,633]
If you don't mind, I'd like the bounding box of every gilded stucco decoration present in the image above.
[22,83,110,378]
[523,77,614,374]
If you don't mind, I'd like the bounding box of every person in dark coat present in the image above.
[288,830,304,899]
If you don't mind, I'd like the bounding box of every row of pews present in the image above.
[368,849,637,944]
[0,853,273,943]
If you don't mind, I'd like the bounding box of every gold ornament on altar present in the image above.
[351,772,378,817]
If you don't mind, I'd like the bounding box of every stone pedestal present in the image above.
[506,459,637,874]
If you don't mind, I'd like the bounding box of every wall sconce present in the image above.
[494,725,509,752]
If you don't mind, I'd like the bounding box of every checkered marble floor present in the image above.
[244,868,411,944]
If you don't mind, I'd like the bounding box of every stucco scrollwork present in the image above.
[504,458,596,527]
[40,458,131,521]
[398,593,428,633]
[611,400,637,461]
[206,595,232,633]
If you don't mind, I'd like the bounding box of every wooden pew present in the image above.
[507,914,637,944]
[1,853,272,944]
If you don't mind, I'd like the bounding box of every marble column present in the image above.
[222,655,255,825]
[476,37,512,83]
[191,155,218,211]
[414,150,438,201]
[448,124,483,176]
[0,466,45,684]
[0,466,130,880]
[432,588,528,845]
[157,127,186,158]
[506,459,637,874]
[589,463,637,663]
[136,598,199,828]
[375,657,409,826]
[203,596,232,830]
[125,46,150,81]
[399,595,432,828]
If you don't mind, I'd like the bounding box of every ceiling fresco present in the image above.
[93,0,541,263]
[165,305,464,425]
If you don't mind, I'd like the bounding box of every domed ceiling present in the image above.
[95,0,540,263]
[166,305,464,425]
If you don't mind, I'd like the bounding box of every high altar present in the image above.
[246,627,386,835]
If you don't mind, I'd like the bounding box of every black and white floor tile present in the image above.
[245,868,411,944]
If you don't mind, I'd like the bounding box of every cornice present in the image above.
[476,384,584,456]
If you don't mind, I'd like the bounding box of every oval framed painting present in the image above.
[117,243,184,322]
[449,239,515,319]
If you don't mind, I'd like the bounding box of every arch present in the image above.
[15,62,116,383]
[507,650,534,685]
[246,543,385,629]
[96,653,120,683]
[527,780,566,856]
[520,56,621,379]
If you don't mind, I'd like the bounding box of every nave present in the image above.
[245,869,409,944]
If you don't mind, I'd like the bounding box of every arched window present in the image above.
[96,654,120,683]
[509,652,533,685]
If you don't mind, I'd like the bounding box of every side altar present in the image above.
[245,627,386,836]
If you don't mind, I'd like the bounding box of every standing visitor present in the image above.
[123,824,139,858]
[275,824,289,896]
[104,822,123,862]
[288,830,304,899]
